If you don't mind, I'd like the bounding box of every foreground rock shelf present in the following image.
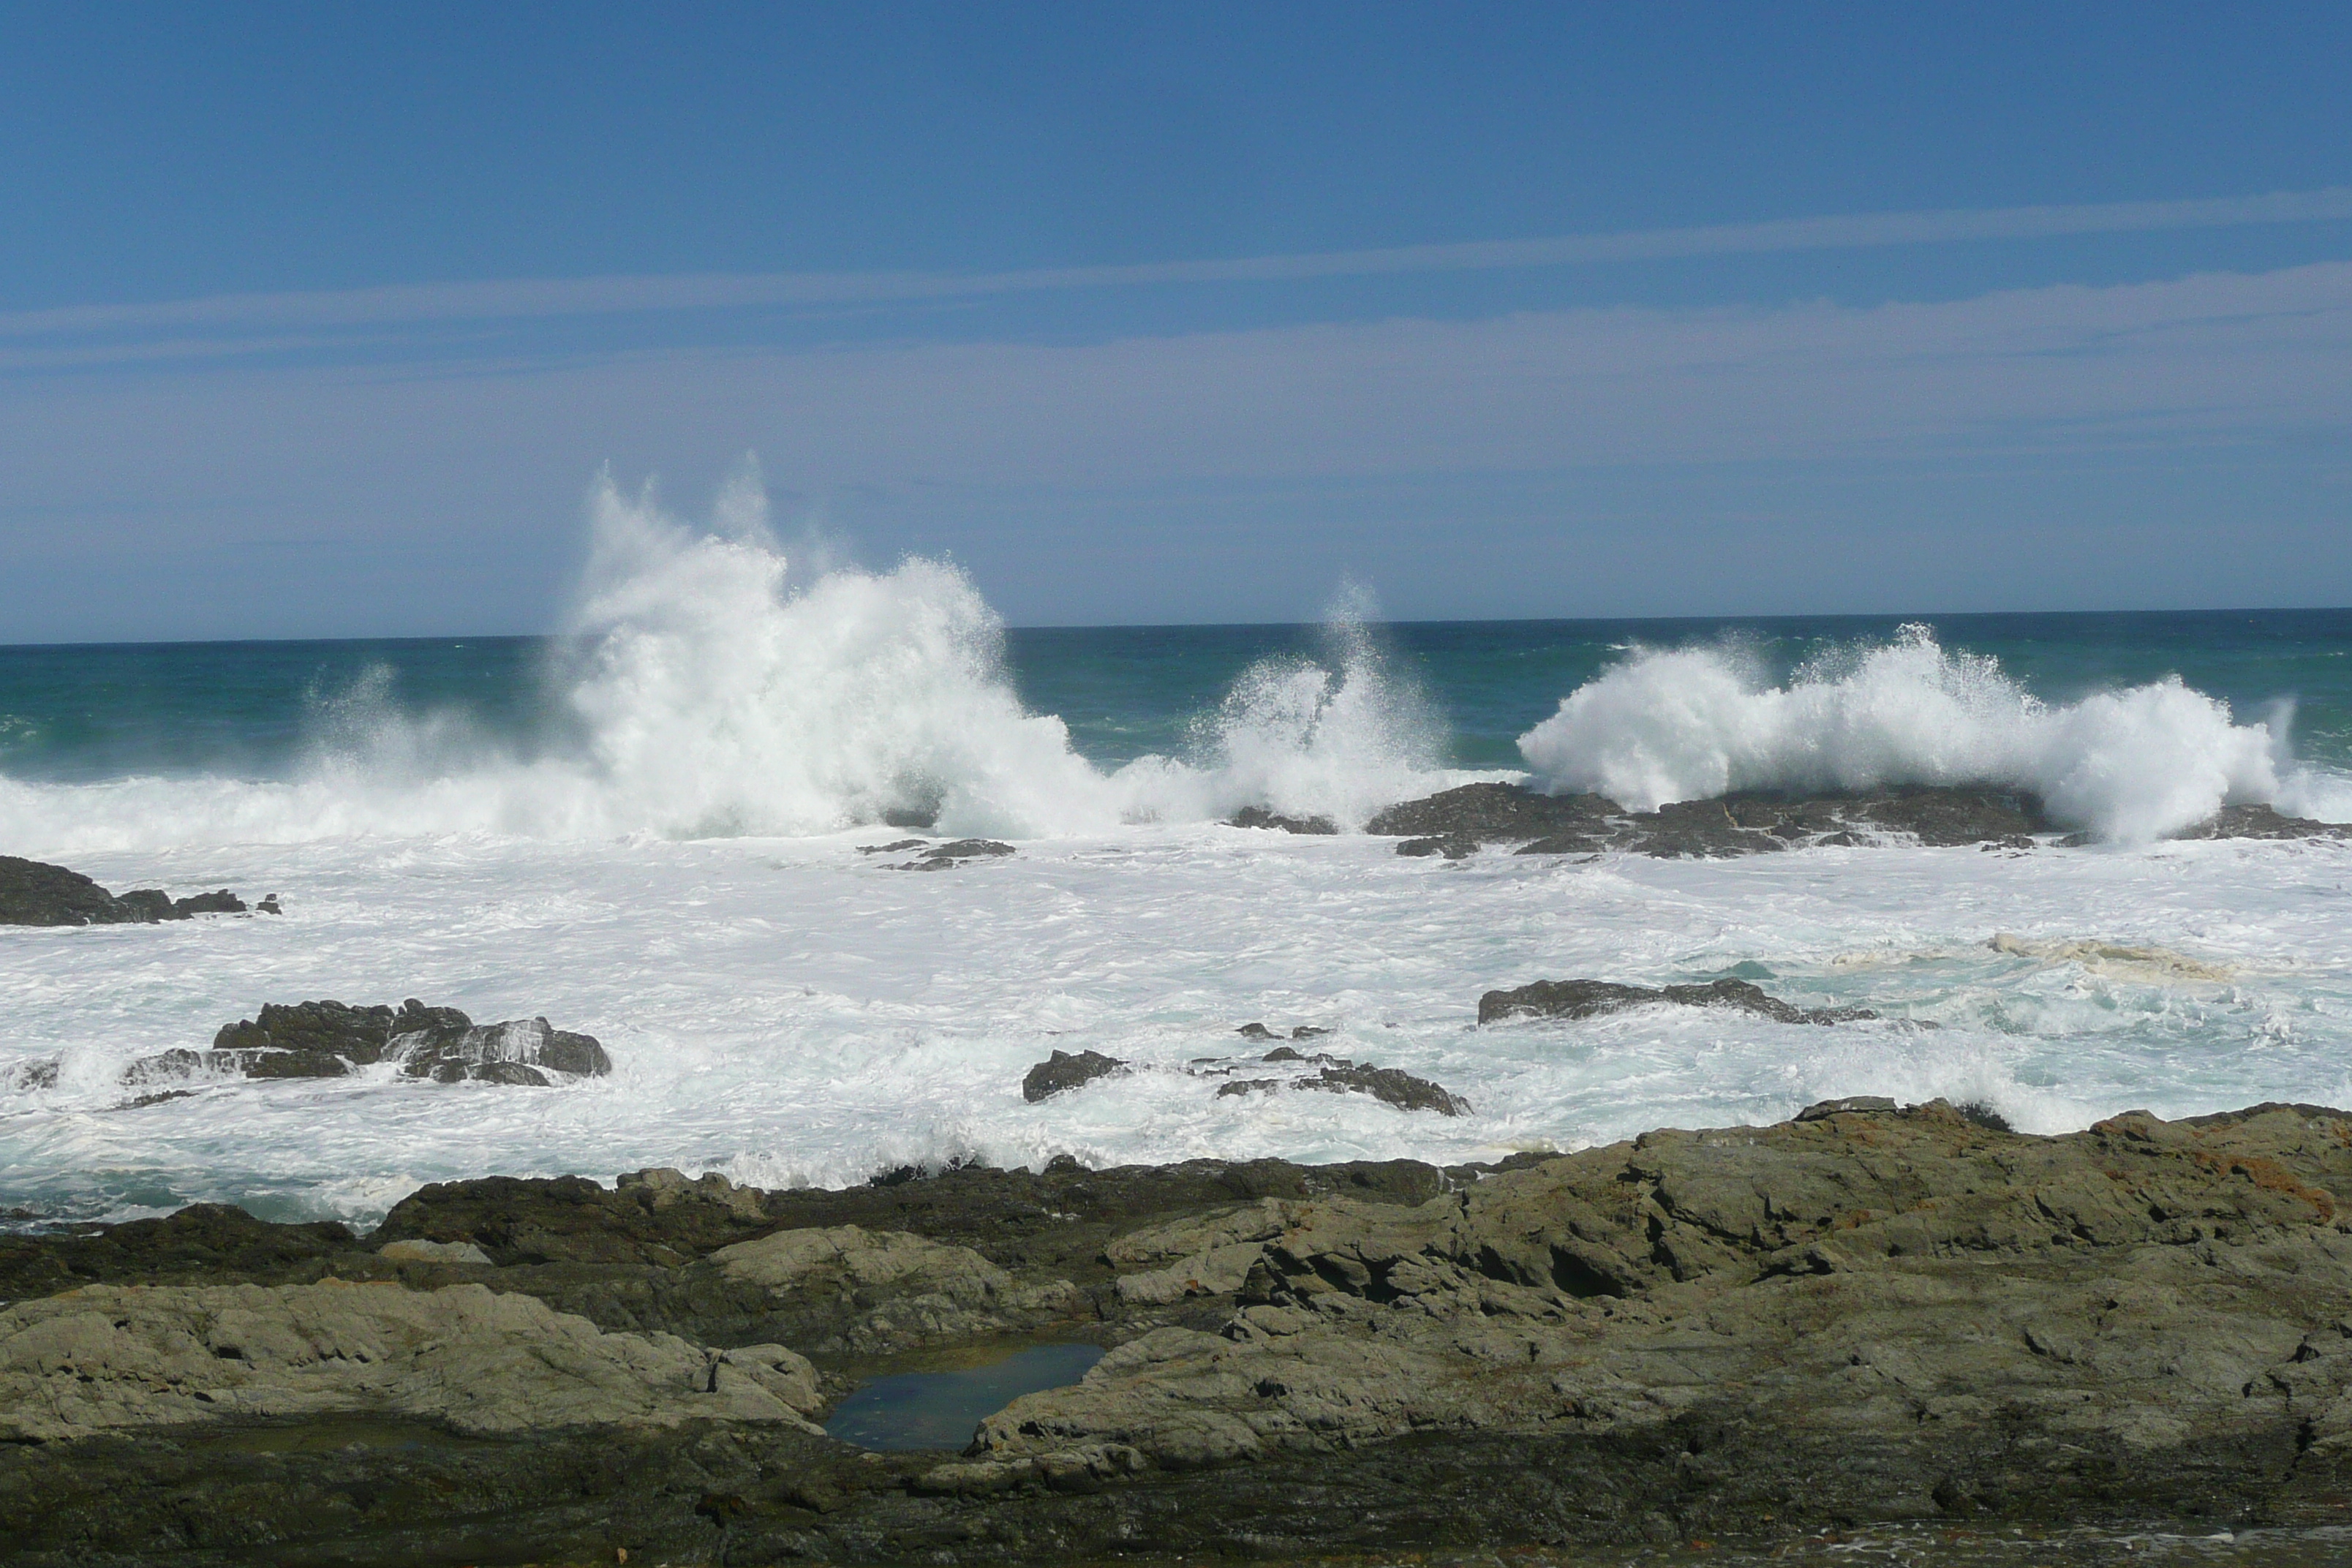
[7,1101,2352,1564]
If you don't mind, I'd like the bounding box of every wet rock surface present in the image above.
[1226,806,1341,834]
[1370,782,2345,856]
[9,1106,2352,1562]
[114,998,611,1090]
[1021,1048,1127,1102]
[1480,976,1882,1026]
[0,856,261,927]
[883,837,1019,870]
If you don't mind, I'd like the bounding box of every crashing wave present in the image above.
[1515,624,2351,842]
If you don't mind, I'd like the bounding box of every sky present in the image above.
[1,2,2349,641]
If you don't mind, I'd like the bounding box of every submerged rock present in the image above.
[889,838,1017,870]
[0,856,255,927]
[1478,976,1880,1026]
[1022,1048,1128,1102]
[1214,1057,1469,1116]
[1226,806,1340,834]
[2175,803,2351,840]
[119,998,611,1089]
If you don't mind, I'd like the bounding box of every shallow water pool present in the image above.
[821,1341,1105,1452]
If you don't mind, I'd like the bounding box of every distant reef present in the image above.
[8,1101,2352,1562]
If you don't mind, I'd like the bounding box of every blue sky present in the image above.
[2,2,2348,639]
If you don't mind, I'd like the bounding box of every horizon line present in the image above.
[6,603,2351,652]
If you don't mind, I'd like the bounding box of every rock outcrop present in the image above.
[1368,781,2345,856]
[0,856,258,927]
[1478,976,1881,1026]
[118,998,611,1088]
[10,1108,2352,1562]
[1226,807,1339,834]
[0,1278,822,1441]
[1022,1048,1127,1102]
[884,838,1019,871]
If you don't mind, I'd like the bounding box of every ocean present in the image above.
[4,490,2351,1226]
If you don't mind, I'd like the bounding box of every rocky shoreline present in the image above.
[8,1100,2352,1564]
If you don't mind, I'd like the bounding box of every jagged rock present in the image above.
[1022,1049,1127,1102]
[1398,832,1481,858]
[2174,803,2351,840]
[1215,1058,1469,1116]
[1478,976,1880,1026]
[0,1279,823,1441]
[856,838,930,853]
[891,838,1017,870]
[119,999,611,1090]
[171,889,247,916]
[0,856,259,927]
[1367,783,1616,842]
[1226,807,1339,834]
[4,1058,60,1092]
[968,1100,2352,1504]
[18,1112,2352,1558]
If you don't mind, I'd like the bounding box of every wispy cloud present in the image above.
[5,186,2348,350]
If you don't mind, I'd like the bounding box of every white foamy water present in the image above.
[0,477,1467,855]
[1518,624,2352,840]
[3,483,2350,1225]
[4,828,2348,1225]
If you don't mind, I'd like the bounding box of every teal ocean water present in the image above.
[4,608,2349,789]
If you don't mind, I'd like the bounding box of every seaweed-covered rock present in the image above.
[1022,1048,1128,1102]
[1478,976,1879,1026]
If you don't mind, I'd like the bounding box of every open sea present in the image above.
[4,493,2351,1226]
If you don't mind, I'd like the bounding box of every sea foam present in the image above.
[0,474,1458,855]
[1515,624,2352,841]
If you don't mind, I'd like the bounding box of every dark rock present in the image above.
[1299,1062,1470,1116]
[2174,804,2351,840]
[1794,1094,1900,1121]
[1021,1048,1128,1103]
[120,999,610,1090]
[1226,806,1339,834]
[856,838,930,853]
[927,838,1016,859]
[892,838,1017,868]
[1290,1025,1330,1039]
[4,1058,59,1091]
[1398,832,1481,858]
[881,806,939,829]
[0,856,263,926]
[1236,1022,1281,1041]
[1512,833,1605,856]
[1479,976,1880,1026]
[113,889,178,921]
[1215,1054,1469,1115]
[256,894,282,914]
[1366,783,1617,842]
[0,1203,357,1305]
[0,855,150,926]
